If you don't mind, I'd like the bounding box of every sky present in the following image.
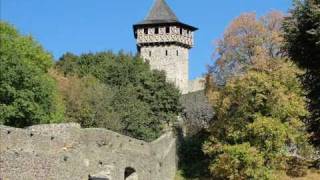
[1,0,292,80]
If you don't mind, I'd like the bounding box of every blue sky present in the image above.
[1,0,292,79]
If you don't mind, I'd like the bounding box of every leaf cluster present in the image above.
[204,59,313,179]
[283,0,320,145]
[55,51,182,141]
[0,22,64,127]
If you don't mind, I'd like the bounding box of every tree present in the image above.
[50,70,122,131]
[210,11,285,84]
[204,59,313,179]
[204,11,314,178]
[56,51,182,141]
[283,0,320,145]
[0,22,64,127]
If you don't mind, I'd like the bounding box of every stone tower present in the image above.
[133,0,197,94]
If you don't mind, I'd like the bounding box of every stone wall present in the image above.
[135,24,194,94]
[0,123,177,180]
[181,90,214,135]
[188,78,205,93]
[140,45,189,94]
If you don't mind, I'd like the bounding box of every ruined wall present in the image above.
[0,123,177,180]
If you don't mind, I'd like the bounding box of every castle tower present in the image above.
[133,0,197,94]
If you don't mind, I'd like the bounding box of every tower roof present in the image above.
[134,0,197,31]
[144,0,179,24]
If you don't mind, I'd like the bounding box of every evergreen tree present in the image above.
[283,0,320,145]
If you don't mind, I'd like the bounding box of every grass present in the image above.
[276,169,320,180]
[175,169,320,180]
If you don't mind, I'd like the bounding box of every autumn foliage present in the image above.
[204,11,315,179]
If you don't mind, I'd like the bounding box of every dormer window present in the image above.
[166,27,170,34]
[155,27,159,34]
[144,28,148,34]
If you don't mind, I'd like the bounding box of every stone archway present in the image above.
[124,167,138,180]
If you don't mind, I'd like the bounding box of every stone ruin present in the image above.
[0,123,177,180]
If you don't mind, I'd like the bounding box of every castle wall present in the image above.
[188,78,205,93]
[0,123,177,180]
[140,45,189,94]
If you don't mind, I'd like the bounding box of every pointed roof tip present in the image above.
[133,0,198,31]
[145,0,179,21]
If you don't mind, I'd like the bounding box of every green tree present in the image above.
[283,0,320,145]
[56,51,181,141]
[50,70,121,131]
[204,59,313,179]
[0,22,64,127]
[204,10,314,178]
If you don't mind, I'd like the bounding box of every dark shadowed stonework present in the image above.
[0,123,177,180]
[181,90,214,135]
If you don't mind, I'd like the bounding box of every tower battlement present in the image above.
[135,25,195,48]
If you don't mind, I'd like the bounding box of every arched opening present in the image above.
[124,167,138,180]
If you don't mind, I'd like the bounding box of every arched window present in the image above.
[125,167,138,180]
[149,51,152,57]
[176,50,179,56]
[165,50,168,56]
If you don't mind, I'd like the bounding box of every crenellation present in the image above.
[136,27,194,48]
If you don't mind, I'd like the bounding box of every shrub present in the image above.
[286,156,309,177]
[204,143,272,180]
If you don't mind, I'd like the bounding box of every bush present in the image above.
[204,143,272,180]
[178,130,211,178]
[286,156,309,177]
